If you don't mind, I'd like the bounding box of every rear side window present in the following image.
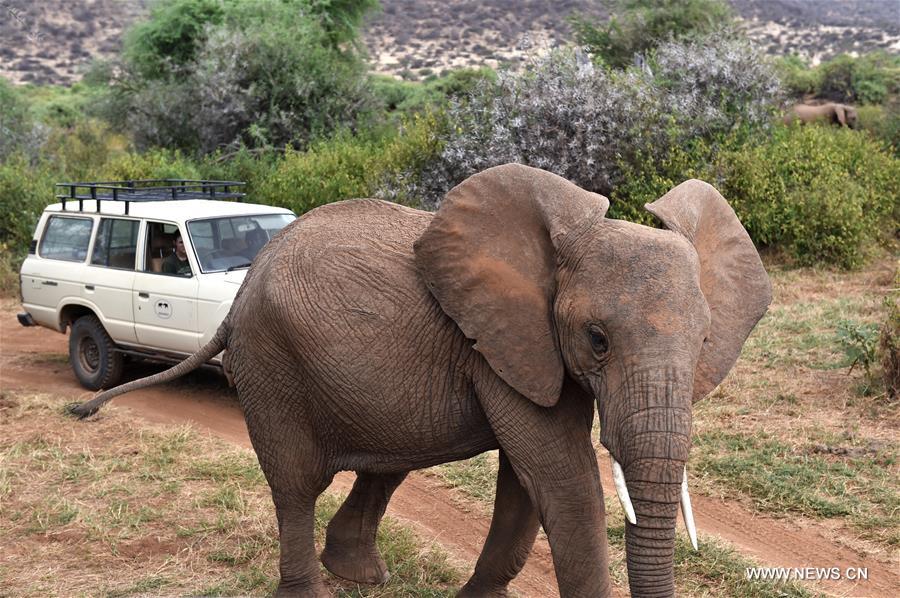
[39,216,93,262]
[91,218,139,269]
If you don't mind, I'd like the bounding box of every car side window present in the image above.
[91,218,139,269]
[39,216,93,262]
[144,221,192,277]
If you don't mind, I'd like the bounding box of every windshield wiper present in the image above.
[226,262,252,271]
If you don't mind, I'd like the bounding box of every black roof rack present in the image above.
[55,179,246,215]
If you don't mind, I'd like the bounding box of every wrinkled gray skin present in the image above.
[784,102,859,128]
[72,164,771,597]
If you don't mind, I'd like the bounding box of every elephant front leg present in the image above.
[478,383,612,598]
[321,471,408,584]
[459,450,541,598]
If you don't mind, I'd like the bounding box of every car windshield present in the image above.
[188,213,295,272]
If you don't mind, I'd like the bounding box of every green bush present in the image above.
[609,137,716,225]
[259,133,383,214]
[40,120,127,181]
[123,0,226,79]
[857,103,900,152]
[570,0,735,69]
[98,0,378,153]
[259,111,444,213]
[197,147,281,203]
[96,150,202,181]
[880,280,899,401]
[0,156,55,250]
[778,53,899,106]
[774,55,823,98]
[371,67,496,115]
[719,125,899,268]
[0,78,42,160]
[819,53,899,105]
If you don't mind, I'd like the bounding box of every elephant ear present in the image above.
[645,180,772,402]
[833,104,847,126]
[414,164,608,407]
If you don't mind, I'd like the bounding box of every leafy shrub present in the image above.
[818,53,899,106]
[410,37,779,208]
[0,78,45,161]
[880,283,899,401]
[777,52,899,106]
[123,0,225,79]
[40,120,126,181]
[857,102,900,153]
[774,55,823,98]
[96,149,202,181]
[719,125,899,268]
[197,147,282,203]
[260,111,444,213]
[570,0,735,69]
[96,0,377,153]
[608,139,716,225]
[371,68,497,115]
[259,134,383,215]
[837,319,881,394]
[0,156,55,250]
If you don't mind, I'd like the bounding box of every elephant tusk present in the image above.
[681,467,698,551]
[610,457,637,525]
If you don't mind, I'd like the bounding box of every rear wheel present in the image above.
[69,315,124,390]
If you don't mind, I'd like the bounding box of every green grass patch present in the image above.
[315,494,461,597]
[742,297,876,370]
[428,451,499,504]
[604,498,814,596]
[692,430,899,546]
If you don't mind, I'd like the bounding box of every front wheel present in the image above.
[69,315,124,390]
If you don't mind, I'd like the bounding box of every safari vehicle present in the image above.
[18,180,295,390]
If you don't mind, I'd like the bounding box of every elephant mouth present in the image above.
[609,456,698,550]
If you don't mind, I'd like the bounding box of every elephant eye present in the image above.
[588,326,610,355]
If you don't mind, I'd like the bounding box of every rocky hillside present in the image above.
[1,0,897,85]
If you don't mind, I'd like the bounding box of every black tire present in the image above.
[69,315,124,391]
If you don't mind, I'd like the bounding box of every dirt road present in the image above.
[2,305,896,597]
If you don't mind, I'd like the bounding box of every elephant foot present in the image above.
[457,581,509,598]
[321,542,390,584]
[275,580,331,598]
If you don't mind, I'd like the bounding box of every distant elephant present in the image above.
[784,102,859,128]
[71,164,771,597]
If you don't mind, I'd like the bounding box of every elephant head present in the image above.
[834,103,859,129]
[415,164,771,596]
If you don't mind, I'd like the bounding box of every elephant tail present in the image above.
[67,322,230,419]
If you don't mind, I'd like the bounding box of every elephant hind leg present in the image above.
[272,474,334,598]
[458,450,541,597]
[321,471,408,584]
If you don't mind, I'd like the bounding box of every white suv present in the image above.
[18,180,295,390]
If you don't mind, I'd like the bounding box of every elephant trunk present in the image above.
[598,372,693,598]
[623,457,684,597]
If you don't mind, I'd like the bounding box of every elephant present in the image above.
[71,164,772,597]
[784,102,859,128]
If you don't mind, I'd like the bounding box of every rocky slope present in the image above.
[0,0,897,85]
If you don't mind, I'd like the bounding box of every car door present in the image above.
[132,221,200,354]
[21,214,94,329]
[85,217,139,344]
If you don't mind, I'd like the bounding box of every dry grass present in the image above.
[0,390,460,596]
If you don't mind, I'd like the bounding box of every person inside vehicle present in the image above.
[162,233,192,276]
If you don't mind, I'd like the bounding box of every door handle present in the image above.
[138,292,150,298]
[85,284,95,291]
[42,281,58,286]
